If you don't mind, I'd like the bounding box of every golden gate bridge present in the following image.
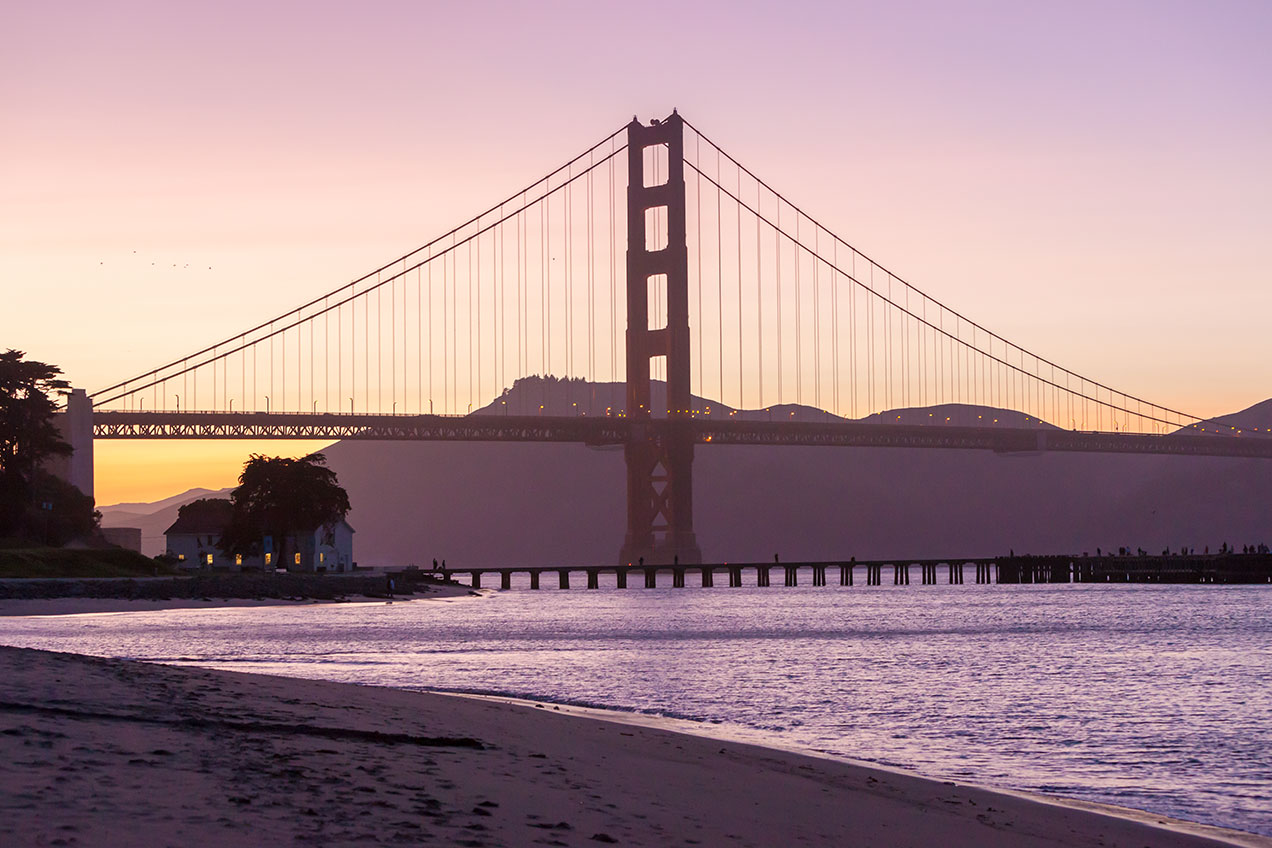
[72,111,1272,565]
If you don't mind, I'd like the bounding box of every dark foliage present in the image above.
[26,471,99,546]
[170,498,234,532]
[0,351,73,539]
[219,453,350,569]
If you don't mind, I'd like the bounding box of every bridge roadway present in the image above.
[418,553,1272,590]
[91,410,1272,459]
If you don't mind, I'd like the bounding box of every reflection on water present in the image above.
[2,581,1269,835]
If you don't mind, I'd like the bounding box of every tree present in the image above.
[0,351,72,539]
[219,453,350,570]
[27,471,99,546]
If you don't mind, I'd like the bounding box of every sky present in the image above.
[3,0,1270,505]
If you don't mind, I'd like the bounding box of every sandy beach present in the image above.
[0,646,1264,847]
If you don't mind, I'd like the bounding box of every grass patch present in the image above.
[0,547,177,579]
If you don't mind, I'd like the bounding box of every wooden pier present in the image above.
[407,553,1272,590]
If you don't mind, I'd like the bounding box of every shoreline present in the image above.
[0,645,1265,847]
[434,689,1268,848]
[0,578,475,616]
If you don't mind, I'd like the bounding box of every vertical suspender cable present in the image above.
[813,229,820,414]
[776,205,782,406]
[736,163,743,408]
[695,135,703,402]
[832,243,838,417]
[756,175,763,411]
[795,215,801,407]
[716,147,723,406]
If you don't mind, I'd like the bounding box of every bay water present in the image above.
[2,579,1269,836]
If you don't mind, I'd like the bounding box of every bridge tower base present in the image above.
[49,388,94,501]
[618,112,703,566]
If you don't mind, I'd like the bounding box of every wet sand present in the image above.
[0,646,1263,847]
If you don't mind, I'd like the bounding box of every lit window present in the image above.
[294,552,301,565]
[235,554,242,565]
[265,553,272,566]
[177,554,185,561]
[319,553,325,563]
[205,554,213,565]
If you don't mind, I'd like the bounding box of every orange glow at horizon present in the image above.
[94,440,334,506]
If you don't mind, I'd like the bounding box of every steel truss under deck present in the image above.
[91,410,1272,459]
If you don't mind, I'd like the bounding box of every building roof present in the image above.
[164,498,233,536]
[164,499,355,538]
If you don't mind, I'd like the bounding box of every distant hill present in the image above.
[1176,398,1272,437]
[100,487,231,556]
[107,378,1272,564]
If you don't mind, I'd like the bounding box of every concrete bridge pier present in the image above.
[949,563,964,584]
[644,568,657,588]
[839,563,853,585]
[729,567,742,587]
[784,565,798,587]
[616,570,627,589]
[812,565,826,586]
[558,570,570,590]
[586,569,599,589]
[701,567,714,587]
[50,388,94,501]
[500,572,512,590]
[757,566,771,587]
[529,571,541,589]
[673,569,685,588]
[471,572,482,589]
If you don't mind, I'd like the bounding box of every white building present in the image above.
[164,498,354,572]
[272,520,356,573]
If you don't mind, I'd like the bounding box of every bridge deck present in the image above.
[90,411,1272,459]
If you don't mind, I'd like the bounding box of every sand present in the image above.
[0,646,1264,848]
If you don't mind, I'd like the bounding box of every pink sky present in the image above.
[3,0,1270,504]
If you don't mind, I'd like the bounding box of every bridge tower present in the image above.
[619,112,702,566]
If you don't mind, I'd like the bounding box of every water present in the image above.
[2,580,1269,836]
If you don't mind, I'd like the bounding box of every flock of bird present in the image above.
[99,250,212,270]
